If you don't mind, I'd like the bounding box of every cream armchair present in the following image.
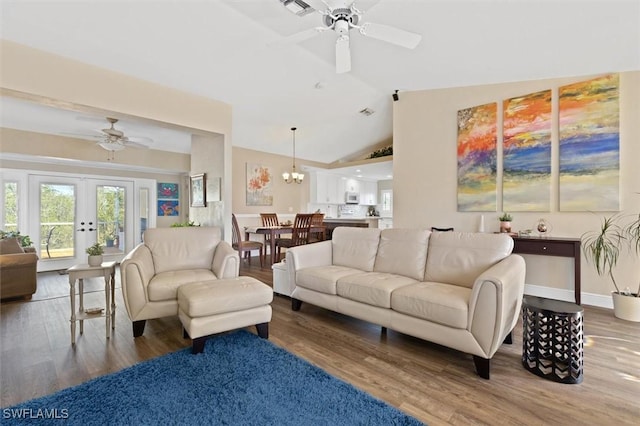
[120,226,239,337]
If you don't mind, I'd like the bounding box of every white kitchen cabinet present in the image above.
[359,180,378,205]
[311,172,341,204]
[344,178,360,193]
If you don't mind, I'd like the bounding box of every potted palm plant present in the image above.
[582,209,640,322]
[498,213,513,233]
[86,242,104,267]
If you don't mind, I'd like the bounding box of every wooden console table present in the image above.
[512,236,582,305]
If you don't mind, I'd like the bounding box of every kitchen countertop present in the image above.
[323,217,379,223]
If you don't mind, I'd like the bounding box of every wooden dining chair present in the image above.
[260,213,280,257]
[307,213,326,243]
[275,213,314,262]
[232,214,264,267]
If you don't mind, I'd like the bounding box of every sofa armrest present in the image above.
[0,253,38,269]
[287,240,333,271]
[212,241,239,279]
[120,244,155,321]
[467,254,526,358]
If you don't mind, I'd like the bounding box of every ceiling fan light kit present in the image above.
[283,127,304,184]
[280,0,422,73]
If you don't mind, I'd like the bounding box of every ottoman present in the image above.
[178,276,274,354]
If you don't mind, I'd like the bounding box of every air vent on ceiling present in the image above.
[279,0,315,17]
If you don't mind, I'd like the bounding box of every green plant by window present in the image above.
[85,242,104,256]
[0,230,32,247]
[171,221,199,227]
[498,213,513,222]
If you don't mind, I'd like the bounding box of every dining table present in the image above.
[244,225,326,265]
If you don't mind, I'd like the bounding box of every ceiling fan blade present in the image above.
[272,27,327,47]
[335,35,351,73]
[60,132,103,140]
[359,22,422,49]
[123,141,150,149]
[124,136,154,144]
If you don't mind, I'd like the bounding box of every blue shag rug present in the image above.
[2,330,423,425]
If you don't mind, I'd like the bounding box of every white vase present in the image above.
[612,292,640,322]
[88,255,103,267]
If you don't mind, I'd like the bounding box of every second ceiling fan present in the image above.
[281,0,422,73]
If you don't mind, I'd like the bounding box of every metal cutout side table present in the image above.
[67,261,116,345]
[522,296,584,384]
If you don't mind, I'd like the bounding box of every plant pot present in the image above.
[499,221,512,233]
[88,255,103,267]
[612,292,640,322]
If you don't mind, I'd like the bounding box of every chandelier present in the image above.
[282,127,304,184]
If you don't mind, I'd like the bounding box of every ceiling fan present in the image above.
[280,0,422,73]
[66,117,153,152]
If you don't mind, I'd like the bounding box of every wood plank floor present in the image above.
[1,259,639,425]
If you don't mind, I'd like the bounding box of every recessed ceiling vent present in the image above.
[279,0,315,17]
[359,108,375,116]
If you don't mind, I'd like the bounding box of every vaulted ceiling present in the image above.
[1,0,638,166]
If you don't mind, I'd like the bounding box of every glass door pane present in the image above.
[40,183,76,260]
[97,185,126,255]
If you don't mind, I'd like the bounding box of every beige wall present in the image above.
[189,134,226,232]
[232,146,325,218]
[1,40,233,240]
[393,71,640,305]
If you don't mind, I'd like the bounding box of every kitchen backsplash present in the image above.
[308,203,381,218]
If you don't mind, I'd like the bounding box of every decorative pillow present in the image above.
[0,238,25,255]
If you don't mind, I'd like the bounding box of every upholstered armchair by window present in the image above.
[0,238,38,300]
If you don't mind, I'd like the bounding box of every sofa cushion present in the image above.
[0,238,24,255]
[144,227,221,274]
[332,227,381,272]
[296,265,362,295]
[424,232,513,288]
[148,269,218,301]
[337,272,418,309]
[391,282,471,329]
[374,229,431,281]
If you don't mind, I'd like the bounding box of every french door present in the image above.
[29,175,134,271]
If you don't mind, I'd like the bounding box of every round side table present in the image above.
[522,296,584,384]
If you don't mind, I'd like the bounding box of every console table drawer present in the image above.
[513,239,575,257]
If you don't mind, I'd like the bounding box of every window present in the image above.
[3,182,18,232]
[381,189,392,215]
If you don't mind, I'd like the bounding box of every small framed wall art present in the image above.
[189,173,206,207]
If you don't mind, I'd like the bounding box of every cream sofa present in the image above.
[120,227,239,337]
[286,227,526,379]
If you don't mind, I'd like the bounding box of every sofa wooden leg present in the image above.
[255,322,269,339]
[292,298,302,311]
[192,336,206,354]
[132,320,146,337]
[473,356,490,380]
[503,331,513,345]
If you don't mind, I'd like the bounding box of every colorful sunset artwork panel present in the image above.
[457,103,497,212]
[502,90,552,211]
[559,74,619,211]
[246,163,273,206]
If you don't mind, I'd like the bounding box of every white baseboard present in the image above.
[524,283,613,309]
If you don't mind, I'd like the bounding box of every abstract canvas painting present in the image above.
[457,103,497,211]
[502,90,552,211]
[559,74,620,211]
[246,163,273,206]
[157,183,178,200]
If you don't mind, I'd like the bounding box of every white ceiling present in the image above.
[1,0,638,176]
